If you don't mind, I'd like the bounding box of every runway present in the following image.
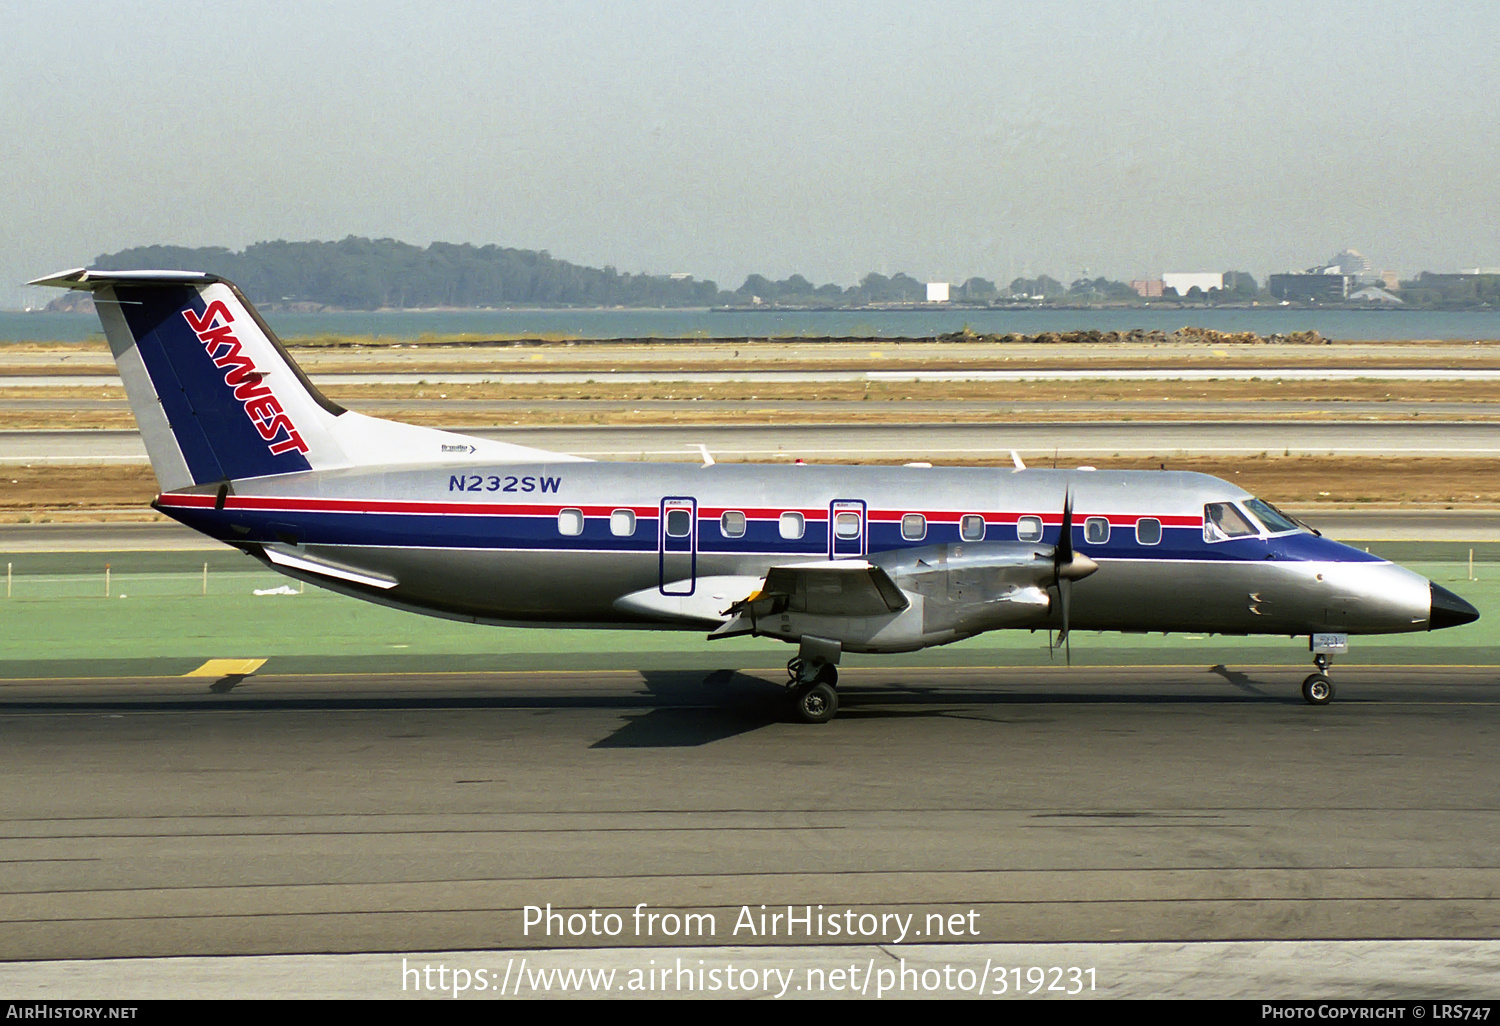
[4,400,1498,997]
[0,664,1496,980]
[8,420,1500,464]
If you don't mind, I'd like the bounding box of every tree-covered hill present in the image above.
[91,237,727,310]
[86,238,1015,310]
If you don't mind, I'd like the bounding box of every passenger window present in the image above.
[901,514,926,541]
[610,509,636,537]
[834,511,861,539]
[557,509,584,536]
[1136,517,1162,545]
[960,514,985,542]
[1084,516,1110,544]
[665,508,692,537]
[720,511,746,538]
[1016,516,1043,542]
[1203,502,1257,542]
[779,512,805,540]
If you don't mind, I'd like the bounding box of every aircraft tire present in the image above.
[1301,673,1334,706]
[791,682,839,724]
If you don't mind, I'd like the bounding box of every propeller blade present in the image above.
[1058,576,1071,651]
[1053,484,1079,666]
[1056,488,1074,570]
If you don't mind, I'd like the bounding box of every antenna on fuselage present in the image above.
[1011,450,1026,471]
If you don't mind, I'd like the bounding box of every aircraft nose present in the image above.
[1429,582,1480,630]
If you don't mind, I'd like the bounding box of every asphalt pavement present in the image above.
[0,665,1496,996]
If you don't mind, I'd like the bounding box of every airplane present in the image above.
[30,268,1480,722]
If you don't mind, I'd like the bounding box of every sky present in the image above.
[2,0,1498,308]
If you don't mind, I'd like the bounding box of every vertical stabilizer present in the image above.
[28,268,581,490]
[31,269,343,489]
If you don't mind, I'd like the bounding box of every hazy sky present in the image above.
[3,0,1497,307]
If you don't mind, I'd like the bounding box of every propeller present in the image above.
[1050,487,1098,665]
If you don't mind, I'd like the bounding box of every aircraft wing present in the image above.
[731,560,910,619]
[615,561,907,631]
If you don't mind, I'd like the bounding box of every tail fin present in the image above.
[29,268,579,490]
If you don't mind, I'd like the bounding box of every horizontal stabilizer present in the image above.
[28,268,217,290]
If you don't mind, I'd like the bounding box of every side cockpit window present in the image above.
[1203,502,1257,542]
[1245,497,1301,535]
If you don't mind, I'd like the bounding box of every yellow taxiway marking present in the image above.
[183,658,267,678]
[0,663,1494,685]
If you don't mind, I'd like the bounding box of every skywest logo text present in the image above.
[182,300,309,456]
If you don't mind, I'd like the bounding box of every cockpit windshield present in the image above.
[1203,501,1258,542]
[1245,497,1302,534]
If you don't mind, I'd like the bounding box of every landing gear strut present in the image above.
[786,637,842,723]
[1302,652,1335,706]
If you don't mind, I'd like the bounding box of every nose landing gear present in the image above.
[1302,634,1347,706]
[1302,652,1335,705]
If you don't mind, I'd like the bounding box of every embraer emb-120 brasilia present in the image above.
[32,268,1479,722]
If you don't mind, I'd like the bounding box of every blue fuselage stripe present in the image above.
[163,505,1381,564]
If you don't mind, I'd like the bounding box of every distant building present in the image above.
[1415,272,1494,289]
[925,282,950,303]
[1162,272,1223,297]
[1269,273,1352,302]
[1131,279,1164,298]
[1328,249,1378,282]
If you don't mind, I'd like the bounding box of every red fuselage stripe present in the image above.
[157,492,1204,527]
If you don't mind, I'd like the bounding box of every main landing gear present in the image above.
[1302,652,1335,706]
[786,656,839,724]
[784,636,844,724]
